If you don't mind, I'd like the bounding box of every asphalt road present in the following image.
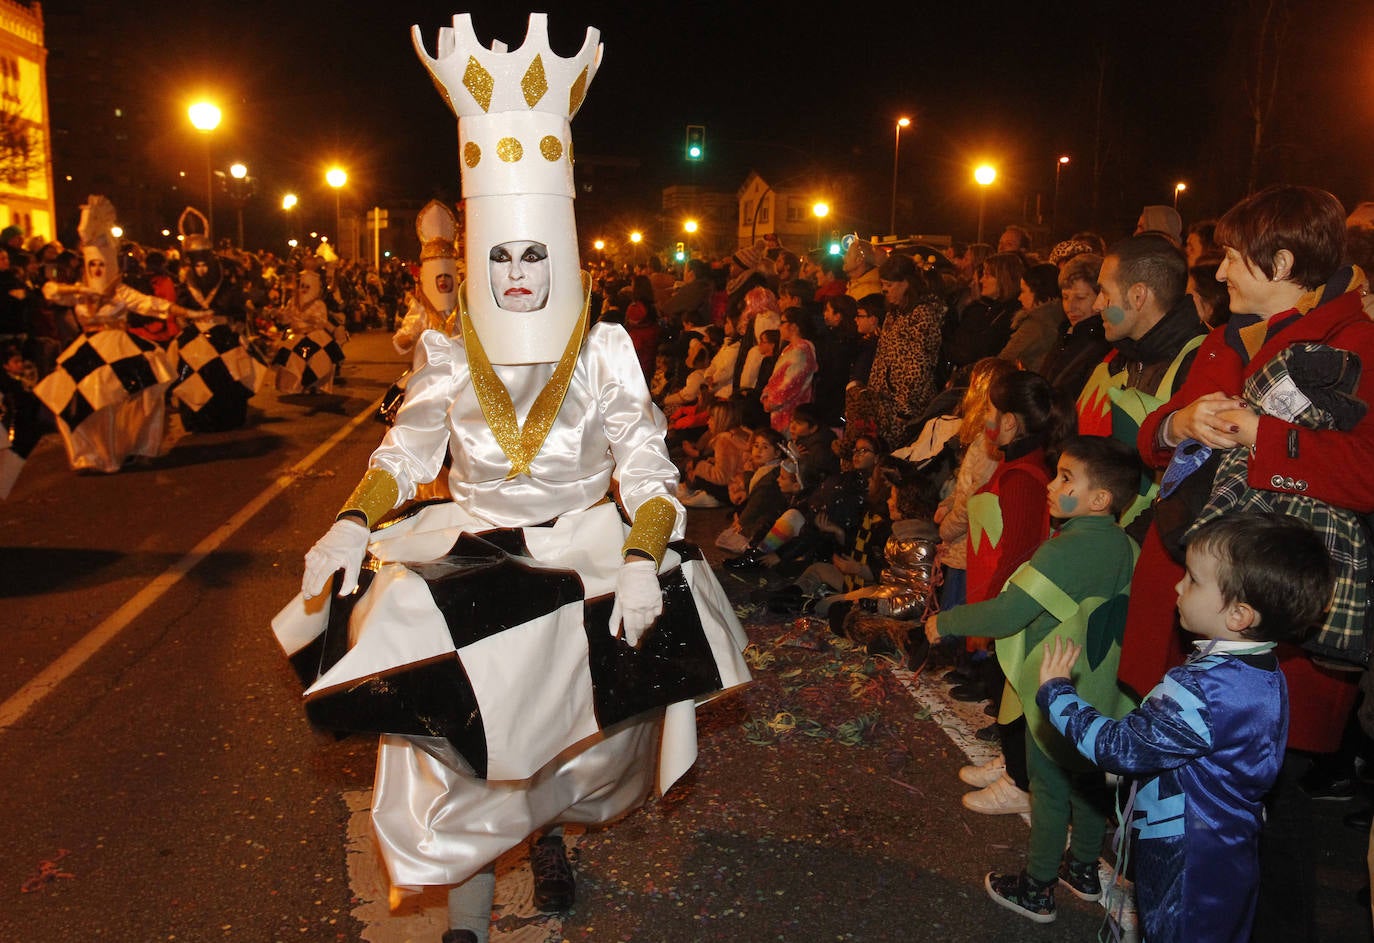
[1,329,1369,942]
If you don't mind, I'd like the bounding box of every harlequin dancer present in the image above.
[272,14,749,943]
[33,196,197,473]
[168,207,265,431]
[272,262,344,394]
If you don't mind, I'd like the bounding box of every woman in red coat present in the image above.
[1135,185,1374,941]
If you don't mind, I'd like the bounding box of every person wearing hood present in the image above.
[842,238,883,303]
[1134,204,1183,246]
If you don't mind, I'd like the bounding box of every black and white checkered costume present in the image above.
[273,328,345,394]
[33,329,175,472]
[169,321,265,431]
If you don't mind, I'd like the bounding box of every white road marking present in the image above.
[0,394,384,731]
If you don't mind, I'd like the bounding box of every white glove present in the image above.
[608,558,662,648]
[302,518,370,599]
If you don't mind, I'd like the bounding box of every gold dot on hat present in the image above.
[496,137,523,162]
[463,141,482,168]
[540,135,562,161]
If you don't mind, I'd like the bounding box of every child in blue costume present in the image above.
[1037,512,1333,943]
[926,434,1145,922]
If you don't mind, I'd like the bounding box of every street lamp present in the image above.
[282,193,298,248]
[1174,181,1187,210]
[187,100,221,239]
[890,116,911,237]
[326,166,347,255]
[813,201,830,251]
[1053,155,1070,235]
[629,230,642,266]
[974,163,997,244]
[229,162,248,248]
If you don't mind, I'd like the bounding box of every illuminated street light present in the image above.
[188,100,222,240]
[1174,181,1187,210]
[683,219,698,234]
[629,231,642,244]
[593,239,605,251]
[890,116,911,237]
[228,163,249,247]
[813,202,830,251]
[281,193,298,211]
[1053,156,1070,236]
[974,164,997,244]
[110,226,123,239]
[326,166,347,255]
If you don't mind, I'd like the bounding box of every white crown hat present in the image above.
[77,195,120,293]
[415,199,458,313]
[413,13,603,364]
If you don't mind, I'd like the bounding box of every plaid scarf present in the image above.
[1193,337,1368,664]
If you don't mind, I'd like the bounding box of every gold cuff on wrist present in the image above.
[622,495,677,568]
[338,468,399,529]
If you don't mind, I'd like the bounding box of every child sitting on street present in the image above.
[924,434,1143,923]
[1036,512,1333,943]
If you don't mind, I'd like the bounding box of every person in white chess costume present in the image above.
[34,195,198,473]
[392,200,460,356]
[274,14,748,943]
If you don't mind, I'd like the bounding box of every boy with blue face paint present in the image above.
[926,434,1144,923]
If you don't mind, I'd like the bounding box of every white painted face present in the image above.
[489,240,550,312]
[296,270,322,307]
[82,245,116,292]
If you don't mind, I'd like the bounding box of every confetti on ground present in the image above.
[21,849,75,893]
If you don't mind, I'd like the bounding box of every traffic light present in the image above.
[828,230,842,256]
[685,125,705,161]
[674,241,686,262]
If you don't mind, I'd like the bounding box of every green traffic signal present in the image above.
[685,124,705,161]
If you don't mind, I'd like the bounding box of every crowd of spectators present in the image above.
[593,189,1374,939]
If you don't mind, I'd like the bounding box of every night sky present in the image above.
[42,0,1374,248]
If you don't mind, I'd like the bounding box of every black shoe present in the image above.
[985,870,1056,924]
[530,834,575,913]
[949,682,989,702]
[441,931,479,943]
[975,723,1000,743]
[943,667,977,686]
[724,548,767,572]
[1058,857,1102,902]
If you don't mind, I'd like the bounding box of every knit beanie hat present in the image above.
[732,239,767,272]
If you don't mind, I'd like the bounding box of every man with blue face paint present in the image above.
[1077,233,1206,463]
[1077,234,1213,735]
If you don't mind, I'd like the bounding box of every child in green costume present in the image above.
[925,434,1143,923]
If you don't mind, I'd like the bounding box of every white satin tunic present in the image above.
[372,322,685,534]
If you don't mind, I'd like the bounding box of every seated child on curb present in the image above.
[924,434,1143,924]
[715,429,786,552]
[1036,512,1333,943]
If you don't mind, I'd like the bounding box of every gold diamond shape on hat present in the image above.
[522,55,548,108]
[463,56,494,113]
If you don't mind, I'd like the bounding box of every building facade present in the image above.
[0,0,54,244]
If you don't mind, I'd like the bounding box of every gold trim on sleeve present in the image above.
[338,468,400,529]
[622,495,676,568]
